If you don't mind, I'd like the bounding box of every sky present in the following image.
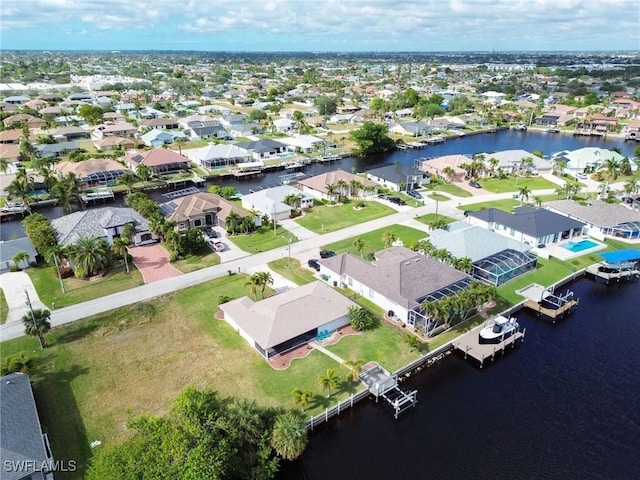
[1,0,639,52]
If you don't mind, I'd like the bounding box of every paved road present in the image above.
[1,176,624,343]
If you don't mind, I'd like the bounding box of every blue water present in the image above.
[278,277,640,480]
[562,239,599,253]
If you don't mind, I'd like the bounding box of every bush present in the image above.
[9,265,18,272]
[347,306,378,331]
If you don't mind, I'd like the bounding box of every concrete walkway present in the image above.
[0,271,48,324]
[309,342,345,364]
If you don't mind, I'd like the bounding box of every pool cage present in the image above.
[472,249,538,287]
[407,277,474,337]
[607,221,640,240]
[79,169,132,187]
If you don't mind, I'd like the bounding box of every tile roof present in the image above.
[365,164,429,184]
[51,207,148,245]
[298,169,377,194]
[220,281,356,349]
[56,158,130,178]
[159,192,249,223]
[545,200,640,228]
[124,148,189,167]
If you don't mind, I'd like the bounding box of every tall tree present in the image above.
[22,213,58,255]
[67,236,110,278]
[112,237,131,273]
[22,308,51,348]
[318,368,339,397]
[270,411,308,461]
[382,229,396,248]
[291,388,313,411]
[353,237,366,258]
[350,121,395,155]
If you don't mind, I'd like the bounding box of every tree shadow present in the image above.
[337,379,360,396]
[307,394,332,410]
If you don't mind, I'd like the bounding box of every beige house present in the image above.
[159,192,251,231]
[298,170,377,202]
[56,158,132,186]
[219,281,356,359]
[420,154,470,181]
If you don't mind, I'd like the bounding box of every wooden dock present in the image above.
[586,265,640,283]
[522,298,579,323]
[453,322,525,368]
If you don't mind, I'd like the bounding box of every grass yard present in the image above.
[268,258,317,285]
[295,200,396,234]
[0,288,8,324]
[428,192,450,202]
[422,182,473,198]
[323,225,427,257]
[496,257,575,304]
[171,247,220,273]
[480,175,557,193]
[457,198,522,212]
[27,264,144,309]
[415,213,457,226]
[227,226,298,253]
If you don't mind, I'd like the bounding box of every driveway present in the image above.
[278,218,318,240]
[128,243,182,284]
[0,271,48,323]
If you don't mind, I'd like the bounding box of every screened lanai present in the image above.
[472,249,538,286]
[607,221,640,240]
[81,169,131,186]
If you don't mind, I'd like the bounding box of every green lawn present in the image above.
[0,288,8,324]
[457,198,522,212]
[480,176,557,193]
[415,213,457,226]
[295,200,396,234]
[422,182,473,198]
[268,258,317,285]
[27,264,144,309]
[171,247,220,273]
[227,226,298,253]
[0,273,414,479]
[428,192,450,201]
[323,225,427,257]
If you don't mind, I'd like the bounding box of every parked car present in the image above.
[576,172,588,180]
[213,241,226,252]
[319,250,336,259]
[407,190,423,199]
[378,193,388,200]
[308,259,321,271]
[204,226,218,238]
[469,181,481,189]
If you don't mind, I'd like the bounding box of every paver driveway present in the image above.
[128,243,182,284]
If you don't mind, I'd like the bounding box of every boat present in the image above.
[1,202,26,213]
[479,315,519,344]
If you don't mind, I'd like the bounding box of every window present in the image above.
[510,228,515,236]
[368,288,374,298]
[194,219,202,227]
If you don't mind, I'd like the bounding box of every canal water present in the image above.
[1,130,636,242]
[277,276,640,480]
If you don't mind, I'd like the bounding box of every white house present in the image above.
[241,185,314,221]
[183,143,251,169]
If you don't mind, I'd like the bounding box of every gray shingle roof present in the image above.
[320,246,470,309]
[1,373,50,480]
[51,207,148,245]
[468,207,586,238]
[365,164,429,184]
[545,199,640,228]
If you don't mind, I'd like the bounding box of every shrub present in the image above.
[347,306,378,331]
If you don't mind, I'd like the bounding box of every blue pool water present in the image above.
[561,239,599,252]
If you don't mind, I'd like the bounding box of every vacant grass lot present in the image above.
[457,198,522,212]
[295,201,396,234]
[268,258,317,285]
[171,247,220,273]
[422,182,473,198]
[480,175,557,193]
[27,264,144,309]
[323,225,427,257]
[228,226,297,253]
[415,213,457,226]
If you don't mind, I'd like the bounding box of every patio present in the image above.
[533,236,606,261]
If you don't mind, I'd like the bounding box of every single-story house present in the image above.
[56,158,132,187]
[272,117,296,132]
[388,121,432,137]
[92,122,137,139]
[0,237,38,272]
[50,126,90,141]
[241,185,314,221]
[428,222,538,286]
[1,373,55,480]
[420,154,470,181]
[219,281,357,360]
[0,129,25,144]
[298,170,378,202]
[140,129,175,147]
[277,134,326,154]
[551,148,628,173]
[35,141,81,159]
[234,138,288,160]
[228,122,263,138]
[2,113,46,130]
[179,115,227,139]
[94,136,136,151]
[183,144,251,169]
[478,149,554,175]
[124,148,190,175]
[138,117,180,130]
[466,206,586,247]
[0,144,20,162]
[318,246,471,330]
[51,207,156,246]
[365,164,430,192]
[159,192,251,231]
[545,199,640,241]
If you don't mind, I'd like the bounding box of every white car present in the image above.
[576,172,588,180]
[213,241,226,252]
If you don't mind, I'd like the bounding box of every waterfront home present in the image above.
[298,170,378,202]
[51,207,156,246]
[234,138,288,160]
[0,237,38,272]
[428,222,538,286]
[183,143,251,169]
[545,200,640,241]
[1,373,55,480]
[219,281,356,360]
[241,185,314,221]
[478,149,553,175]
[159,191,251,231]
[466,206,586,247]
[419,154,469,181]
[388,120,431,137]
[551,147,629,173]
[124,148,190,175]
[178,114,227,140]
[318,246,471,330]
[277,134,326,154]
[365,164,430,192]
[56,158,133,187]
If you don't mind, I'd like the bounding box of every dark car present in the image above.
[319,250,336,259]
[469,181,481,189]
[308,259,321,271]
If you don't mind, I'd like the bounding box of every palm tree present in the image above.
[112,237,131,273]
[454,256,474,274]
[270,411,308,460]
[318,368,339,397]
[225,211,241,234]
[336,179,349,197]
[225,398,263,448]
[50,179,77,212]
[350,179,363,198]
[533,196,543,208]
[283,193,300,209]
[121,223,136,245]
[342,359,364,383]
[353,237,366,258]
[12,251,30,270]
[135,164,151,182]
[382,229,396,248]
[518,185,531,205]
[599,157,620,198]
[488,157,499,176]
[292,387,313,411]
[325,183,337,204]
[174,137,187,156]
[404,333,422,353]
[442,166,456,182]
[255,271,274,298]
[0,157,10,174]
[624,179,639,197]
[67,236,110,278]
[22,308,51,348]
[147,214,167,241]
[118,172,138,194]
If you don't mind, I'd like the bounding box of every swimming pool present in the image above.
[561,239,599,253]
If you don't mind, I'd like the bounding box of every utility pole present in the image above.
[24,289,45,349]
[52,253,66,294]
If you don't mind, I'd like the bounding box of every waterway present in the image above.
[1,130,636,241]
[277,276,640,480]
